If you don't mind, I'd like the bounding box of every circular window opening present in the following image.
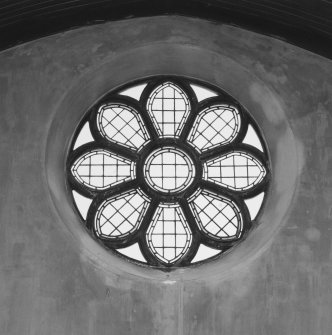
[66,76,270,270]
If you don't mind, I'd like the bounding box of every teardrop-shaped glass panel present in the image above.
[188,105,241,152]
[204,151,266,191]
[189,189,242,240]
[97,103,149,151]
[146,82,190,138]
[146,203,192,264]
[71,149,135,190]
[95,189,150,238]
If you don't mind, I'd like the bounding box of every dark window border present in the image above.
[66,75,271,270]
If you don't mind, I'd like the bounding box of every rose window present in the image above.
[67,77,270,269]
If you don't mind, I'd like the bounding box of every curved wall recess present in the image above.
[44,17,299,281]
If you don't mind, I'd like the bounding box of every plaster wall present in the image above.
[0,16,331,335]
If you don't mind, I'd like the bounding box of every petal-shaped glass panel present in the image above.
[147,82,190,138]
[146,203,192,264]
[204,151,266,191]
[97,103,149,151]
[71,149,135,190]
[95,189,150,238]
[189,189,242,240]
[188,105,241,152]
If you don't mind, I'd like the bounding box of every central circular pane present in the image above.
[144,147,195,193]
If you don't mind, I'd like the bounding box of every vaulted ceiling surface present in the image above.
[0,0,331,57]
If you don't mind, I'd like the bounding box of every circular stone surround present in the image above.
[45,19,299,280]
[144,147,195,194]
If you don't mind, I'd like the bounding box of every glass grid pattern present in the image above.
[189,190,242,239]
[68,78,269,267]
[188,105,241,152]
[71,149,135,190]
[147,82,190,138]
[95,189,150,238]
[146,203,192,263]
[97,103,150,151]
[144,147,195,193]
[204,151,266,191]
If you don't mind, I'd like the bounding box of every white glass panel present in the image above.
[147,82,190,138]
[188,105,240,152]
[95,189,150,238]
[244,192,265,220]
[190,84,218,102]
[144,147,195,194]
[97,103,149,151]
[117,243,147,263]
[71,149,135,190]
[242,124,264,152]
[118,83,147,101]
[189,189,242,240]
[72,190,93,220]
[204,151,266,191]
[191,244,221,263]
[73,121,94,150]
[146,203,192,264]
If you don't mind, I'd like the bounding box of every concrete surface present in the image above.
[0,16,331,335]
